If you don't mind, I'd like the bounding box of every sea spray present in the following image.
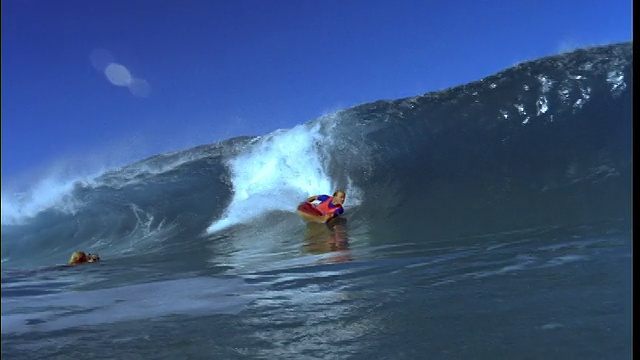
[208,123,337,233]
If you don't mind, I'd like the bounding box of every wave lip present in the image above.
[1,175,92,226]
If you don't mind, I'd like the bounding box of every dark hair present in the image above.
[333,190,346,197]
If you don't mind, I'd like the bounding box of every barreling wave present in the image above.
[1,42,631,268]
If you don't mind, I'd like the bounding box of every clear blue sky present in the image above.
[1,0,632,183]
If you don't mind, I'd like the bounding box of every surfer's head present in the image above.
[68,251,88,265]
[68,251,100,265]
[332,190,346,205]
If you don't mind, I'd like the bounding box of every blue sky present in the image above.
[1,0,632,184]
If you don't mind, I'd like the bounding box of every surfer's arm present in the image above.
[306,195,319,203]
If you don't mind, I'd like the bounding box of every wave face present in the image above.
[1,42,631,268]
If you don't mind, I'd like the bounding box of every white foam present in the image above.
[606,70,626,96]
[537,75,554,93]
[543,254,588,267]
[536,96,549,115]
[540,322,563,330]
[1,140,216,226]
[207,123,334,233]
[1,175,89,225]
[573,85,591,110]
[1,139,161,225]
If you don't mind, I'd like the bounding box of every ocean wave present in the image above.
[1,42,631,267]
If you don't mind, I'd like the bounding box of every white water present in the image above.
[207,123,331,233]
[0,145,208,226]
[207,121,362,234]
[1,175,86,225]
